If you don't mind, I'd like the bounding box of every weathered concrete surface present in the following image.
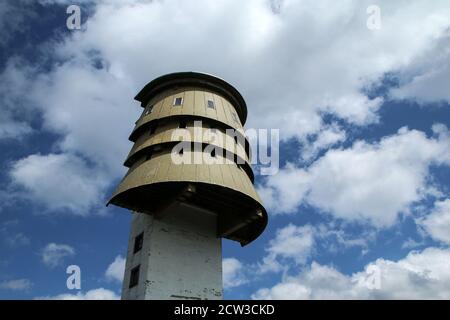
[121,202,222,300]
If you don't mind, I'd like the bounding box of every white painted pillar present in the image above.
[121,203,222,300]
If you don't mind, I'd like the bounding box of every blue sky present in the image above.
[1,0,450,299]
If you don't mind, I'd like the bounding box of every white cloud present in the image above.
[314,223,374,254]
[5,0,450,139]
[256,164,310,214]
[10,153,110,215]
[302,124,347,161]
[257,222,373,274]
[223,258,248,289]
[401,238,425,250]
[260,125,450,227]
[253,247,450,299]
[258,224,315,273]
[36,288,120,300]
[29,64,136,177]
[0,279,32,291]
[222,222,372,287]
[418,199,450,245]
[58,0,450,139]
[105,255,125,283]
[41,243,75,268]
[390,30,450,104]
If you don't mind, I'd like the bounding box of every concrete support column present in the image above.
[121,203,222,300]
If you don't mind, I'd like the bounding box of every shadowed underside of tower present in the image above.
[107,72,268,246]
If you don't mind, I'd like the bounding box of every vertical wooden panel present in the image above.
[219,163,234,189]
[183,90,195,115]
[194,91,206,116]
[183,162,196,181]
[209,163,223,186]
[154,152,171,182]
[154,95,165,119]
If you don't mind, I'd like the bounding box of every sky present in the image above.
[1,0,450,300]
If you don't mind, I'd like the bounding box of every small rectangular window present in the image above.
[173,97,183,106]
[207,100,215,109]
[129,265,140,288]
[211,148,216,158]
[133,232,144,253]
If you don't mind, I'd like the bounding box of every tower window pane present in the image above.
[207,100,215,109]
[173,97,183,106]
[129,265,140,288]
[133,232,144,253]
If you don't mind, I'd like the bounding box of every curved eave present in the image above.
[129,115,247,143]
[124,141,255,183]
[134,72,248,125]
[107,181,267,246]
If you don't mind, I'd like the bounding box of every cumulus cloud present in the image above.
[301,124,347,161]
[401,237,425,250]
[51,0,450,139]
[220,222,374,286]
[253,247,450,299]
[29,64,136,177]
[260,125,450,227]
[390,30,450,104]
[223,258,248,289]
[0,279,32,291]
[36,288,119,300]
[10,153,110,215]
[418,199,450,245]
[258,224,315,274]
[105,255,125,283]
[257,222,373,274]
[41,243,75,268]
